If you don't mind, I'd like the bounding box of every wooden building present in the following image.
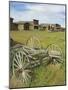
[39,23,63,32]
[10,17,65,32]
[48,24,61,31]
[16,19,39,31]
[10,18,18,31]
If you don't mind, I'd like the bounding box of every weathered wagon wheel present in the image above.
[12,49,32,85]
[46,44,63,64]
[26,36,42,49]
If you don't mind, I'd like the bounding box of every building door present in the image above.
[24,23,29,30]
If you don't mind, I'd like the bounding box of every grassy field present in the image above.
[10,30,66,88]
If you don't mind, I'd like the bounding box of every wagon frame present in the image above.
[10,36,63,86]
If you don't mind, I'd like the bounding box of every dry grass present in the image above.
[10,30,66,88]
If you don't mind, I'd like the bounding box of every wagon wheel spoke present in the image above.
[12,50,32,85]
[26,36,42,49]
[47,44,63,64]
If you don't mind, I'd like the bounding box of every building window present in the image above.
[48,25,50,30]
[33,19,38,25]
[34,26,38,29]
[24,23,29,30]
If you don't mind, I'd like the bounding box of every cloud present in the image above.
[10,2,65,27]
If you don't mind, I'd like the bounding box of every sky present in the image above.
[10,1,66,27]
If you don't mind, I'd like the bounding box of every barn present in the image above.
[10,18,39,31]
